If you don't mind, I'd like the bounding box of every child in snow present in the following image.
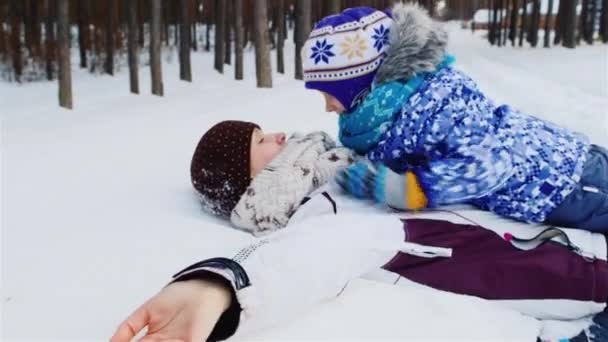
[302,4,607,232]
[110,120,608,342]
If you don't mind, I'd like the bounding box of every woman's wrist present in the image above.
[198,279,232,312]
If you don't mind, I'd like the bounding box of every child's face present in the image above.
[250,129,287,178]
[321,92,346,114]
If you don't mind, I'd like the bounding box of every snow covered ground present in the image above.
[2,23,607,340]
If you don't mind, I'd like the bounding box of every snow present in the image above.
[2,23,607,340]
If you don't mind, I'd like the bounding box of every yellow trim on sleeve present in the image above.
[405,172,428,210]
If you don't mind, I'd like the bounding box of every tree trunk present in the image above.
[44,0,55,80]
[235,0,244,79]
[528,0,540,47]
[0,11,5,59]
[205,21,211,51]
[544,0,554,47]
[561,0,577,48]
[601,0,608,43]
[104,0,115,75]
[192,22,198,50]
[254,0,272,87]
[179,0,192,81]
[78,0,89,68]
[553,0,564,44]
[586,0,597,44]
[328,0,340,14]
[579,0,588,44]
[10,0,23,82]
[225,0,232,65]
[57,0,72,109]
[277,0,285,74]
[509,0,518,45]
[501,0,508,45]
[214,0,225,73]
[490,0,498,45]
[31,0,42,59]
[138,0,144,48]
[24,0,32,53]
[128,0,139,93]
[295,0,311,80]
[162,0,169,45]
[150,0,163,95]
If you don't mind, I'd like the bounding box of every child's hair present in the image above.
[190,120,259,218]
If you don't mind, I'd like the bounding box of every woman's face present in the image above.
[250,129,287,178]
[321,91,346,114]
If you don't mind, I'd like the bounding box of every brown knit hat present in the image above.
[190,120,260,218]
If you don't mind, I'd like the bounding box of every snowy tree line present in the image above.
[1,0,443,109]
[17,1,608,109]
[464,0,608,48]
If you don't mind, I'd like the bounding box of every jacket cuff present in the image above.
[170,258,251,341]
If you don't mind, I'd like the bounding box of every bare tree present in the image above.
[0,9,6,61]
[105,0,115,75]
[528,0,540,47]
[214,0,226,73]
[509,0,518,46]
[295,0,311,80]
[77,0,90,68]
[225,0,232,65]
[600,0,608,43]
[490,0,498,45]
[10,0,23,82]
[44,0,55,80]
[31,0,42,60]
[57,0,72,109]
[128,0,139,93]
[553,0,564,44]
[544,0,554,47]
[519,0,527,46]
[561,0,578,48]
[254,0,272,87]
[501,0,508,46]
[235,0,244,80]
[277,0,285,74]
[205,0,211,51]
[586,0,598,44]
[150,0,163,95]
[579,0,589,44]
[179,0,192,81]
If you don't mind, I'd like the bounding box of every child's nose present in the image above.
[276,133,286,145]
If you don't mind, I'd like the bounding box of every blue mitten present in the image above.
[335,160,428,210]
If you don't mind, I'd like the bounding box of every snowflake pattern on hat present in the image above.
[372,24,390,52]
[310,39,335,64]
[339,33,368,60]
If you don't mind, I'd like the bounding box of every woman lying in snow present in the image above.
[111,121,608,342]
[302,5,607,232]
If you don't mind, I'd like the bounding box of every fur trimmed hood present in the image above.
[374,3,448,84]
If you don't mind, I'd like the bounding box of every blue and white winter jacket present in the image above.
[338,5,590,223]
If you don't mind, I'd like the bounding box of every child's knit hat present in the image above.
[303,7,393,112]
[190,120,259,218]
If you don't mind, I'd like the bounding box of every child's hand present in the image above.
[336,160,428,210]
[111,279,231,342]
